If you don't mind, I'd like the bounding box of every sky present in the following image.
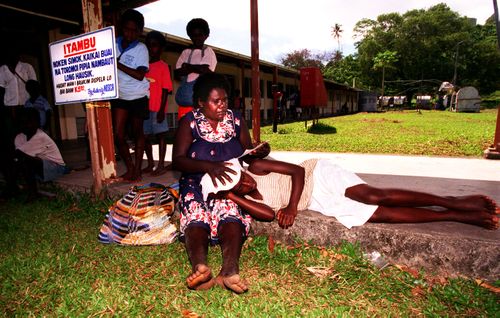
[137,0,495,64]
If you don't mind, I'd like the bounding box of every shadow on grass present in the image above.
[307,123,337,135]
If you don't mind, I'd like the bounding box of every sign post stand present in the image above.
[81,0,116,196]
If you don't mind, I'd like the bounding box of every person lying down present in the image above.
[201,158,499,230]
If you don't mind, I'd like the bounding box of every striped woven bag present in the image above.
[98,183,179,245]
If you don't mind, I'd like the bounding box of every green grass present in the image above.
[261,109,498,157]
[1,194,498,317]
[1,109,499,316]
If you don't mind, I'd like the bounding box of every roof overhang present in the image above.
[0,0,158,30]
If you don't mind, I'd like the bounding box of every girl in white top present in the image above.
[175,18,217,119]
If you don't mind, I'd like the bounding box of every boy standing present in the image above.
[143,31,173,176]
[112,9,149,182]
[24,80,52,131]
[232,89,245,119]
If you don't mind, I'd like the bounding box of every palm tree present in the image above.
[331,23,343,52]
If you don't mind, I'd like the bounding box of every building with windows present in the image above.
[1,1,360,141]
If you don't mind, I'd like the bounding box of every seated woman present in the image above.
[202,158,499,230]
[172,73,269,294]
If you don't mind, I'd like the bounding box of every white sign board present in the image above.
[49,26,118,105]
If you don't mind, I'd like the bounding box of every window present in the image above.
[267,81,273,98]
[244,78,264,98]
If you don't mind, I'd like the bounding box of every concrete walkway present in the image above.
[269,151,500,182]
[55,144,500,281]
[258,151,500,281]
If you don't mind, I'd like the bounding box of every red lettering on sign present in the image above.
[63,37,97,58]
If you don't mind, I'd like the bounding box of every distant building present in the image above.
[416,95,432,109]
[450,86,480,112]
[358,91,378,112]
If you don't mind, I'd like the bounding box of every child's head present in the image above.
[145,30,166,60]
[19,107,40,135]
[193,73,230,106]
[5,50,20,68]
[25,80,41,98]
[186,18,210,48]
[231,171,257,196]
[120,9,145,43]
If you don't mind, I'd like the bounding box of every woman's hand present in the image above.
[207,161,239,187]
[276,206,298,229]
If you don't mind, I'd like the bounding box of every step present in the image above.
[251,210,500,281]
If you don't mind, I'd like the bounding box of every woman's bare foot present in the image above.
[215,274,248,294]
[186,264,215,290]
[452,195,497,213]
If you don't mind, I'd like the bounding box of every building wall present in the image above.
[41,29,359,140]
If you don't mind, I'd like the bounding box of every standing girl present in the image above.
[174,18,217,120]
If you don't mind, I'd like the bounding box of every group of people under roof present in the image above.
[1,8,497,295]
[0,10,214,198]
[0,46,61,201]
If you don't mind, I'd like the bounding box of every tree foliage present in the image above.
[353,3,500,95]
[281,4,500,95]
[373,50,398,71]
[279,49,327,69]
[323,54,361,87]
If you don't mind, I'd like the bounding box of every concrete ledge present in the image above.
[54,146,500,281]
[251,210,500,281]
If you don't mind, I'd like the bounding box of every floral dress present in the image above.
[179,109,251,243]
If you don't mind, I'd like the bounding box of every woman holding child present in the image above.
[172,72,269,293]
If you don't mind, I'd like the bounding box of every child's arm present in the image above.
[225,191,275,221]
[117,63,147,81]
[175,63,211,78]
[186,63,212,75]
[157,88,169,123]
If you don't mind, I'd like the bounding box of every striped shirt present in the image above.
[245,159,318,212]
